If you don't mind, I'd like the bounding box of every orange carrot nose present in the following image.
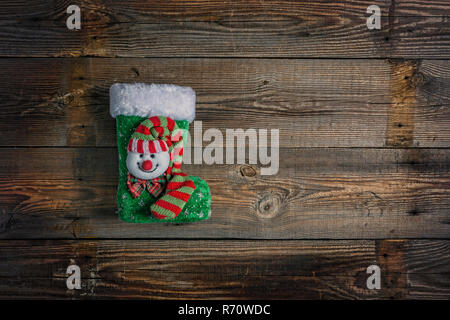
[141,160,153,171]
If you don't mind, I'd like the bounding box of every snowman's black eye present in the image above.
[139,154,143,158]
[150,154,155,158]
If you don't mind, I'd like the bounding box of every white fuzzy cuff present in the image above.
[110,83,196,122]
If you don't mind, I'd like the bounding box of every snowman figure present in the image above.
[126,149,170,180]
[125,116,197,220]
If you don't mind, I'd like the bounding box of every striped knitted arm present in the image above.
[171,128,184,171]
[150,128,196,220]
[150,172,196,219]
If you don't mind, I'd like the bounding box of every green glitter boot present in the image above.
[110,83,211,223]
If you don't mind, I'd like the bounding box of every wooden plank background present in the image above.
[0,0,449,58]
[1,58,449,148]
[0,240,448,299]
[0,0,449,299]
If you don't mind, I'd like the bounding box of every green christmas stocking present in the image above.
[110,83,211,223]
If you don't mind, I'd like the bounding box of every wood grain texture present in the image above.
[0,0,449,58]
[0,58,449,147]
[0,147,449,239]
[0,240,447,299]
[0,0,449,300]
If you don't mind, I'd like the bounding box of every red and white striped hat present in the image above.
[128,138,168,154]
[127,116,175,154]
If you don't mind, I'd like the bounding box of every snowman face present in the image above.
[126,151,170,180]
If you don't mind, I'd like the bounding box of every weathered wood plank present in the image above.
[0,58,449,147]
[0,147,449,239]
[0,1,449,58]
[0,240,447,299]
[404,240,450,299]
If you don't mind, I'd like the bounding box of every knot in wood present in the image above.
[240,165,256,177]
[411,71,425,88]
[255,193,281,219]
